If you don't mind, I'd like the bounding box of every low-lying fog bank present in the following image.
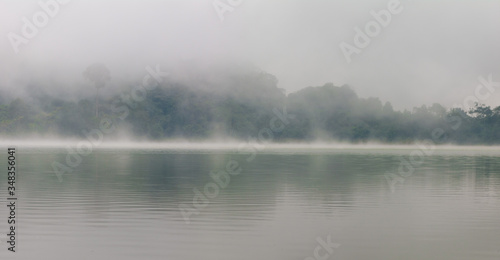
[1,139,499,152]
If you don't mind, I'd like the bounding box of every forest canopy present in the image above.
[1,69,499,145]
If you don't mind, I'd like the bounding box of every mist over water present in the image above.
[3,139,500,152]
[2,1,500,259]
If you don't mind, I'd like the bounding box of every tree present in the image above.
[83,63,110,117]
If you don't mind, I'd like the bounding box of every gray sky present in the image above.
[1,0,499,109]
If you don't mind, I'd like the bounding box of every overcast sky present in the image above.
[1,0,499,109]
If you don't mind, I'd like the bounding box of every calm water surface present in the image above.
[1,146,499,259]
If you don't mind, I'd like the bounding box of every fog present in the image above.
[3,3,500,258]
[1,0,500,144]
[3,139,500,155]
[1,0,500,109]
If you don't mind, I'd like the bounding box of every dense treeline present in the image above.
[1,70,500,144]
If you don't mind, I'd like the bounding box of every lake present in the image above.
[1,144,499,259]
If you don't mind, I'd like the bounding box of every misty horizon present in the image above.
[1,1,500,260]
[1,0,500,110]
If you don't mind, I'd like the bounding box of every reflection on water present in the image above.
[0,147,499,259]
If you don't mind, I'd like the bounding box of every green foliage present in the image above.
[2,74,500,144]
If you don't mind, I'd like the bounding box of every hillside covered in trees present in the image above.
[1,69,500,144]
